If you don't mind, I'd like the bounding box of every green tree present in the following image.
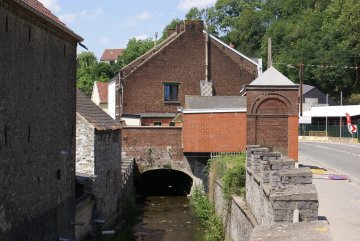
[117,38,154,68]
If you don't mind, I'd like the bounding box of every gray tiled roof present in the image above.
[302,84,315,95]
[76,89,122,131]
[249,66,295,86]
[184,96,247,109]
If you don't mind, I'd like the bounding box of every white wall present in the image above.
[108,79,116,120]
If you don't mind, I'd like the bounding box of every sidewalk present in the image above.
[299,156,360,241]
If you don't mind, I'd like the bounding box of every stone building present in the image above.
[109,20,261,126]
[75,89,123,239]
[0,0,82,240]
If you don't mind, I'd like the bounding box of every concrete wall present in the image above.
[120,20,258,115]
[182,112,247,152]
[0,1,77,240]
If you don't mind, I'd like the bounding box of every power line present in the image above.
[273,62,359,70]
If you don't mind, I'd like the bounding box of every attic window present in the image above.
[163,83,179,102]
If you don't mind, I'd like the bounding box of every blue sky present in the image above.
[38,0,216,60]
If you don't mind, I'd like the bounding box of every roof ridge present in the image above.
[121,31,184,78]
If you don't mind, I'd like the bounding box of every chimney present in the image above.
[184,19,204,32]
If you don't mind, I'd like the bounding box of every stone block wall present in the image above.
[245,146,318,225]
[0,1,78,240]
[76,114,95,174]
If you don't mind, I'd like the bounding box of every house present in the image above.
[109,20,261,126]
[0,0,82,240]
[91,81,108,113]
[100,48,124,65]
[75,89,123,239]
[302,84,337,111]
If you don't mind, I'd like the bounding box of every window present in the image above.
[154,121,162,126]
[163,83,179,102]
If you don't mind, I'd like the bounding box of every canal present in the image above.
[131,169,205,241]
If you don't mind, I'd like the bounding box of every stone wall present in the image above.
[211,146,332,241]
[93,129,122,228]
[76,114,95,174]
[0,1,78,240]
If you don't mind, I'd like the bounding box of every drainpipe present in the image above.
[205,23,209,82]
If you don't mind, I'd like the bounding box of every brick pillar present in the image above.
[288,115,299,160]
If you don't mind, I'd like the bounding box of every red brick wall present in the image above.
[288,115,299,160]
[121,20,258,115]
[247,88,299,158]
[122,127,184,161]
[182,112,247,152]
[141,117,174,126]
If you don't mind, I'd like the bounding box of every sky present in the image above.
[38,0,217,60]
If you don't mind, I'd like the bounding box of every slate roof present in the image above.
[18,0,83,41]
[76,89,122,130]
[100,49,124,61]
[96,82,108,103]
[302,84,315,95]
[249,66,295,86]
[184,96,247,110]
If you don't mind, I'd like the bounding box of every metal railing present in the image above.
[299,124,359,140]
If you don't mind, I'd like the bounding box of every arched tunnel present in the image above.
[135,169,193,196]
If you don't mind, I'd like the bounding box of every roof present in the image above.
[96,82,108,103]
[16,0,83,41]
[249,66,295,86]
[302,84,315,95]
[76,89,122,130]
[302,105,360,117]
[183,96,247,113]
[100,49,124,61]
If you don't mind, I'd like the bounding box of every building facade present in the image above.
[0,0,82,240]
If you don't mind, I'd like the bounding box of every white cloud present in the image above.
[38,0,61,13]
[117,11,152,28]
[178,0,216,11]
[99,37,110,44]
[59,8,104,23]
[134,34,149,40]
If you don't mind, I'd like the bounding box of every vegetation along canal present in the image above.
[132,169,205,241]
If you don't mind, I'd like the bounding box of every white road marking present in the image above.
[301,143,360,158]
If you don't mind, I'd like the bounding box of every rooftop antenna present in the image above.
[154,32,158,48]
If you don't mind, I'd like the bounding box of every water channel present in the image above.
[131,169,205,241]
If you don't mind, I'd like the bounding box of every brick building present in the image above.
[76,90,123,239]
[109,20,261,126]
[0,0,82,240]
[182,96,247,153]
[100,48,124,65]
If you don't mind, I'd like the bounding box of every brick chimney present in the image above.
[184,19,204,32]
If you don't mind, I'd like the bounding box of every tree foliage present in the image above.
[185,0,360,101]
[117,38,154,68]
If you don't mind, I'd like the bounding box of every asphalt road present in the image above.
[299,140,360,241]
[299,141,360,182]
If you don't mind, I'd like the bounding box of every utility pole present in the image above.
[299,60,304,116]
[267,38,272,68]
[340,91,343,138]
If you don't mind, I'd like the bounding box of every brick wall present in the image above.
[121,20,258,115]
[182,112,247,152]
[247,88,299,158]
[122,127,183,161]
[0,1,77,240]
[288,116,299,160]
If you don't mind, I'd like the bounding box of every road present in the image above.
[299,140,360,241]
[299,141,360,182]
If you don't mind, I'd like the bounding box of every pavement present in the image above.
[299,140,360,241]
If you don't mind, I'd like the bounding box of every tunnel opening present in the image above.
[135,169,193,196]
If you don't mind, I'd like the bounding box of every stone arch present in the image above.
[250,93,294,115]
